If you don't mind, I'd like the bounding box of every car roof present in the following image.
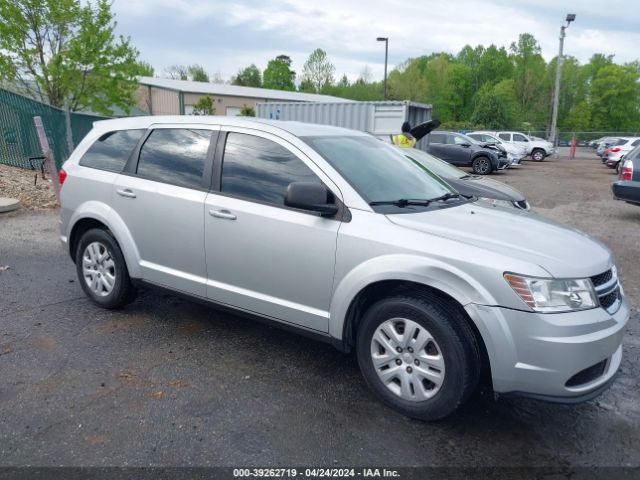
[91,115,368,138]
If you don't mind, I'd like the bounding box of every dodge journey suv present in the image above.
[59,116,628,420]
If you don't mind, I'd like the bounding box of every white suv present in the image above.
[58,116,628,420]
[492,131,555,161]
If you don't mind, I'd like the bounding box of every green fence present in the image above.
[0,88,107,169]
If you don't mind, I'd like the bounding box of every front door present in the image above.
[204,129,341,332]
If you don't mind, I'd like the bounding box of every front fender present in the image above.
[68,201,141,278]
[328,254,498,340]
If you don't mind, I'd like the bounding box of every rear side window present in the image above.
[498,133,510,141]
[429,133,446,144]
[136,128,212,189]
[79,129,144,172]
[221,132,319,206]
[631,139,640,147]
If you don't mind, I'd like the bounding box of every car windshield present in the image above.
[302,135,454,206]
[402,148,469,180]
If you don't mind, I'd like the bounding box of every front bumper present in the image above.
[465,294,629,401]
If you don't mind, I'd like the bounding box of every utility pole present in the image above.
[549,14,576,147]
[377,37,389,100]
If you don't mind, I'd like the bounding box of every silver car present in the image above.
[59,116,629,420]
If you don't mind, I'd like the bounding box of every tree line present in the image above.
[1,0,638,132]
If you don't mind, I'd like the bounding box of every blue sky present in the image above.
[112,0,640,82]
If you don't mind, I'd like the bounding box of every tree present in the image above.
[471,88,508,129]
[232,64,262,87]
[300,48,335,93]
[239,104,255,117]
[188,64,209,82]
[591,64,640,131]
[135,61,155,77]
[263,56,295,91]
[191,95,215,115]
[510,33,548,128]
[165,65,189,80]
[0,0,141,115]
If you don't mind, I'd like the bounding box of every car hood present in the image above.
[446,176,526,202]
[386,203,611,278]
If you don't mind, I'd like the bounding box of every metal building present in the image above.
[135,77,354,117]
[256,101,433,150]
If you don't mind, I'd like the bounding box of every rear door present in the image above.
[203,128,341,332]
[111,124,218,297]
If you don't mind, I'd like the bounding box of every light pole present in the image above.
[377,37,388,100]
[549,13,576,146]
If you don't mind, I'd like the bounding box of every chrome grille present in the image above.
[590,268,621,313]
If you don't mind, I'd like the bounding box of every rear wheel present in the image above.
[471,156,492,175]
[75,228,137,309]
[356,294,481,421]
[531,148,545,162]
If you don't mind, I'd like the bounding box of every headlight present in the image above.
[479,197,517,209]
[504,274,598,312]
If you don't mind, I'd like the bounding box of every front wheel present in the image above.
[75,228,137,309]
[531,148,545,162]
[471,156,492,175]
[356,294,481,421]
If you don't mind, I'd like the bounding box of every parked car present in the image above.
[426,131,510,174]
[597,138,621,158]
[484,131,554,161]
[612,144,640,206]
[59,116,628,421]
[466,132,527,166]
[604,137,640,170]
[589,137,605,149]
[402,148,530,210]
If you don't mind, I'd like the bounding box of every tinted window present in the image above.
[631,139,640,147]
[221,133,319,205]
[429,133,446,144]
[498,133,510,141]
[137,129,211,189]
[467,134,481,141]
[513,134,529,142]
[80,129,144,172]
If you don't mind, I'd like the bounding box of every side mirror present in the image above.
[459,142,471,148]
[285,182,338,217]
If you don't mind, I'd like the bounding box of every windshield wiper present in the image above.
[369,199,434,207]
[427,193,463,202]
[369,193,463,207]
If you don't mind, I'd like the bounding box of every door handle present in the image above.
[116,189,136,198]
[209,209,237,220]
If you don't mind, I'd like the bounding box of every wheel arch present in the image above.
[67,202,141,278]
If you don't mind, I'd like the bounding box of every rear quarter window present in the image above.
[79,129,145,172]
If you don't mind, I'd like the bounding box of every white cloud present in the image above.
[112,0,640,82]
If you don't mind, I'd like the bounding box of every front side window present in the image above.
[513,134,529,142]
[137,129,211,189]
[221,132,320,206]
[303,135,454,207]
[429,133,446,144]
[80,129,144,172]
[453,135,470,145]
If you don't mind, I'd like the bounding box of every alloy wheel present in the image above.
[82,241,116,297]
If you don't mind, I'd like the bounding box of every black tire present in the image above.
[75,228,137,309]
[471,156,492,175]
[356,293,481,421]
[531,148,545,162]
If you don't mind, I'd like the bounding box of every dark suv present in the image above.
[426,131,509,175]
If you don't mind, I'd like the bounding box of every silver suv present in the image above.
[59,116,628,420]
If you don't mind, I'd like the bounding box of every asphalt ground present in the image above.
[0,149,639,469]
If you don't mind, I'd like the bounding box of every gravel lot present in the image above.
[0,149,638,469]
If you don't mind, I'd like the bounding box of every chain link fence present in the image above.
[0,88,106,169]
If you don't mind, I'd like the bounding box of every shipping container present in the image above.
[256,101,433,151]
